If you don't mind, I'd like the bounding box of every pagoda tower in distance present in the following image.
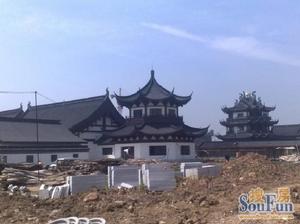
[218,91,278,141]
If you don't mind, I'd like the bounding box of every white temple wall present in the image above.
[88,141,104,160]
[0,152,89,165]
[100,142,196,161]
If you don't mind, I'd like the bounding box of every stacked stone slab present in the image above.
[48,217,106,224]
[39,184,69,199]
[67,174,106,195]
[185,164,222,179]
[51,184,70,199]
[108,165,141,189]
[142,163,176,191]
[180,162,203,177]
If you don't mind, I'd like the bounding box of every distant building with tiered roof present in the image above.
[200,91,300,158]
[218,91,278,141]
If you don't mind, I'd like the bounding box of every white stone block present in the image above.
[39,189,50,199]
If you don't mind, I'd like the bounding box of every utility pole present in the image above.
[34,91,40,182]
[0,90,55,183]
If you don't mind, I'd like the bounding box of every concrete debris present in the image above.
[279,154,300,162]
[0,167,44,187]
[117,183,134,189]
[39,183,70,199]
[83,192,99,202]
[55,159,122,175]
[185,165,221,179]
[48,217,106,224]
[8,184,18,193]
[51,184,70,199]
[180,162,203,177]
[1,154,300,223]
[7,184,28,195]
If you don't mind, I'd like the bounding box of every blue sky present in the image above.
[1,0,300,134]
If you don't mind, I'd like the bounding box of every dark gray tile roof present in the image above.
[0,147,89,154]
[79,132,103,141]
[200,139,300,150]
[98,122,208,144]
[272,124,300,137]
[0,107,24,118]
[23,95,118,130]
[217,132,254,140]
[0,118,84,143]
[140,125,182,135]
[222,91,275,113]
[115,70,192,106]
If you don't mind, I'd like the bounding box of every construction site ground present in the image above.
[1,153,300,224]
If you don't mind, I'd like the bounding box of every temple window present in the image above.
[149,145,167,156]
[102,147,113,155]
[180,145,190,155]
[2,156,7,163]
[262,111,268,116]
[133,109,143,118]
[233,112,247,118]
[168,108,176,116]
[238,126,244,133]
[149,108,162,116]
[26,155,34,163]
[51,155,58,162]
[234,126,244,134]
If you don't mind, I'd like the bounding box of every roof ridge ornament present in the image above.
[150,69,155,78]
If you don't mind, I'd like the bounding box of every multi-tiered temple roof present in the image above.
[98,70,208,145]
[222,91,276,114]
[218,91,278,141]
[115,70,192,107]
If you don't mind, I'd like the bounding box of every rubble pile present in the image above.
[0,154,300,224]
[0,167,46,189]
[279,154,300,162]
[0,160,122,190]
[56,159,122,175]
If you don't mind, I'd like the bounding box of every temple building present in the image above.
[0,92,125,164]
[22,92,125,160]
[218,91,278,141]
[96,70,208,160]
[0,71,207,163]
[199,91,300,158]
[0,117,89,165]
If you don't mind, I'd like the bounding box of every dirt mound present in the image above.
[1,154,300,224]
[221,153,280,185]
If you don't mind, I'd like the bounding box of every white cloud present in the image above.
[211,36,300,67]
[141,22,207,43]
[0,3,113,39]
[142,22,300,67]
